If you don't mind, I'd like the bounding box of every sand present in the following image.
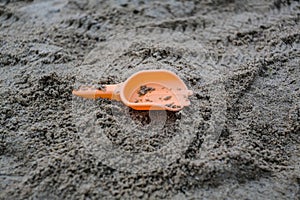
[0,0,299,199]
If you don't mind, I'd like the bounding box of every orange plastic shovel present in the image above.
[72,70,193,111]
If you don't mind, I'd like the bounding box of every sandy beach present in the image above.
[0,0,299,199]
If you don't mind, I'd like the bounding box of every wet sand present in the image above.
[0,0,299,199]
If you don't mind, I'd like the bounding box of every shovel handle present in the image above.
[72,84,121,100]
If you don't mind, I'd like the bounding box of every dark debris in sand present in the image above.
[138,85,156,96]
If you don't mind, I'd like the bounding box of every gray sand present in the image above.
[0,0,299,199]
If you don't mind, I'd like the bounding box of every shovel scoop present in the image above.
[72,70,193,111]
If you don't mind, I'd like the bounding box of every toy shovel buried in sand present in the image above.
[72,70,193,111]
